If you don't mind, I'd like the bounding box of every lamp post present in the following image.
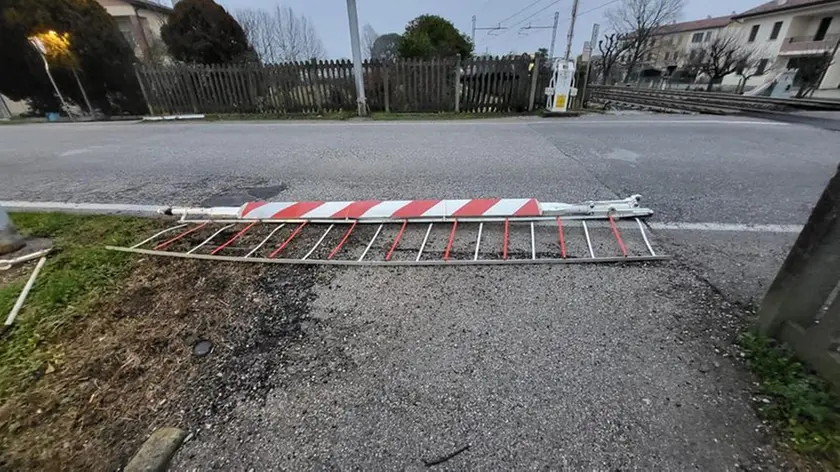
[28,34,75,121]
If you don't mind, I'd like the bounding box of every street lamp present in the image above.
[27,31,92,120]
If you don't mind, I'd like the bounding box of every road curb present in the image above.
[124,427,187,472]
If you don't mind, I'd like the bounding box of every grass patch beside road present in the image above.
[739,332,840,466]
[0,213,156,397]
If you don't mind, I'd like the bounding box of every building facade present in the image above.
[95,0,172,62]
[724,0,840,97]
[647,16,733,71]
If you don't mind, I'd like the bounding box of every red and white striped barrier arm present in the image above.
[238,198,541,219]
[163,195,652,220]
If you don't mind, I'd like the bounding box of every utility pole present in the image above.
[345,0,367,116]
[564,0,580,62]
[519,12,560,58]
[471,16,508,45]
[580,23,600,107]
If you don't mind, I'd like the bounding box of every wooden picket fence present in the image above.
[135,56,554,116]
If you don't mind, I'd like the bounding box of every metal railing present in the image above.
[779,33,840,53]
[589,85,840,114]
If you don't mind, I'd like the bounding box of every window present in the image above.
[691,32,704,43]
[769,21,783,40]
[647,52,653,60]
[815,17,832,41]
[650,38,656,47]
[704,31,712,41]
[748,25,760,42]
[116,17,136,48]
[756,58,769,75]
[689,50,696,60]
[664,51,670,60]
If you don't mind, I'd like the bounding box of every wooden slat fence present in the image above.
[137,56,553,115]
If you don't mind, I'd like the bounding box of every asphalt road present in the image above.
[2,114,838,468]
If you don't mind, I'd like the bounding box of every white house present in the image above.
[95,0,172,62]
[723,0,840,97]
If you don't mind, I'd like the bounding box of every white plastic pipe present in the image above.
[5,256,47,326]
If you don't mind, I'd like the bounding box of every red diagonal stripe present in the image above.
[240,201,267,218]
[513,199,540,216]
[452,198,500,217]
[271,201,324,219]
[332,200,381,219]
[391,200,439,218]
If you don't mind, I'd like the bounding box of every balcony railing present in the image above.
[779,33,840,54]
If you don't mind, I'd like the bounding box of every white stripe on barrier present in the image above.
[483,198,532,217]
[422,199,471,217]
[244,202,295,219]
[302,201,353,218]
[361,200,412,218]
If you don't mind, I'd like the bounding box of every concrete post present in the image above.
[756,162,840,335]
[528,55,541,112]
[0,207,24,255]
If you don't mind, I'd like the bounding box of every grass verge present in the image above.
[0,213,157,397]
[739,332,840,466]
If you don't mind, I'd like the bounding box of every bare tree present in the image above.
[362,24,378,59]
[734,47,771,94]
[688,29,757,91]
[235,8,277,63]
[597,32,629,84]
[235,5,325,63]
[606,0,684,82]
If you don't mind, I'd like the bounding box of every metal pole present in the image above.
[471,15,476,42]
[549,11,559,58]
[72,68,93,116]
[39,54,74,122]
[345,0,367,116]
[564,0,580,62]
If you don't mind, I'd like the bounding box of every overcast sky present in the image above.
[209,0,765,59]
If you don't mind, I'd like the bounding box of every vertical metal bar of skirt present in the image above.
[636,218,656,256]
[582,220,595,258]
[359,224,384,262]
[302,224,334,260]
[246,224,285,258]
[416,223,433,262]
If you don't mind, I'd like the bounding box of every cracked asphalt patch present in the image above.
[171,263,787,470]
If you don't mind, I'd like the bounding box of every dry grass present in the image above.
[1,256,269,470]
[0,213,288,470]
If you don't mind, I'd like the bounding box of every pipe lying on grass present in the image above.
[4,256,47,327]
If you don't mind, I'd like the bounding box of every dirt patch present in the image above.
[0,256,330,471]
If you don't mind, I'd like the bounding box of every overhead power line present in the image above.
[483,0,621,46]
[497,0,549,25]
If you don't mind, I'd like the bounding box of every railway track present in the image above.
[589,86,840,115]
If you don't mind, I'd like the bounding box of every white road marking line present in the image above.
[648,222,803,233]
[530,120,790,126]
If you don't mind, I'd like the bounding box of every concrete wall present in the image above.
[0,94,31,117]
